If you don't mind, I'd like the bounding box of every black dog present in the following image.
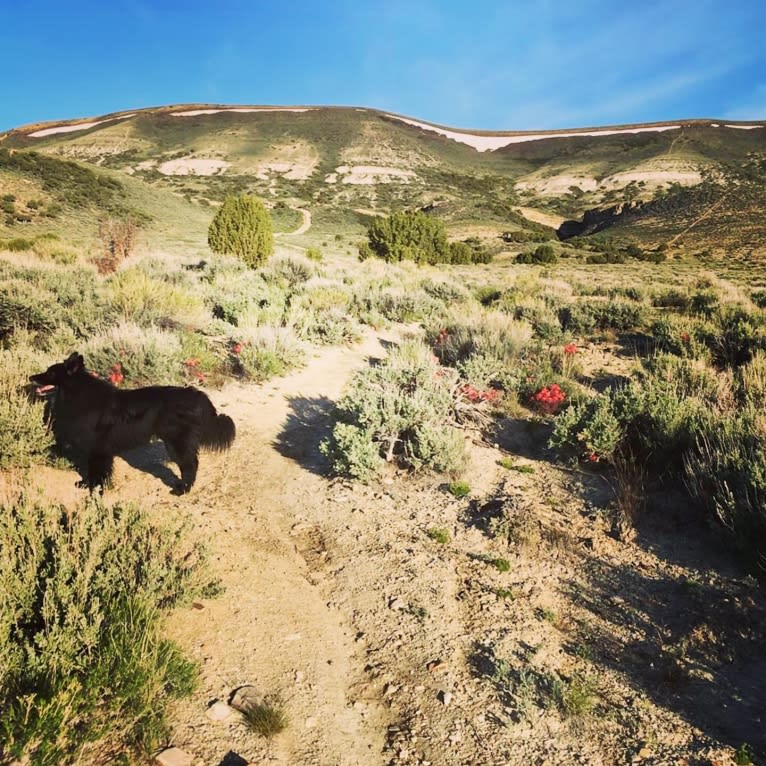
[30,352,236,493]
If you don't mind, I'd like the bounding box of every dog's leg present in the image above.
[170,440,199,495]
[84,452,114,491]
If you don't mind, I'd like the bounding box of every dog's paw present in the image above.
[171,482,192,496]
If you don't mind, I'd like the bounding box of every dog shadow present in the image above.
[52,441,180,493]
[120,441,182,490]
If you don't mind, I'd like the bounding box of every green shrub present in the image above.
[365,210,451,264]
[517,244,557,264]
[0,348,55,468]
[0,495,211,763]
[84,323,185,385]
[240,699,289,738]
[353,284,441,325]
[686,409,766,571]
[427,527,451,544]
[550,356,718,470]
[236,326,306,382]
[107,268,209,328]
[0,279,60,342]
[201,258,287,328]
[321,340,466,481]
[31,238,79,265]
[559,300,646,334]
[263,254,315,288]
[1,237,34,252]
[208,194,274,267]
[428,311,534,370]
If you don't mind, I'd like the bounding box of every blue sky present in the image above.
[1,0,765,132]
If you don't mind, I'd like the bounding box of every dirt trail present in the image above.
[276,207,312,238]
[155,328,404,765]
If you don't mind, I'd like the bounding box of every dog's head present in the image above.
[30,352,86,395]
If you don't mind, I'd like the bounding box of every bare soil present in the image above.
[16,327,766,766]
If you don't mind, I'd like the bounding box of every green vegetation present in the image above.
[363,209,491,265]
[240,699,289,738]
[208,194,274,267]
[0,148,131,218]
[320,340,467,481]
[427,527,451,544]
[0,494,212,764]
[448,480,471,498]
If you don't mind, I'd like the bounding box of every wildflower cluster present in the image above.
[532,383,566,414]
[184,357,205,383]
[108,362,124,385]
[564,342,578,355]
[459,383,500,404]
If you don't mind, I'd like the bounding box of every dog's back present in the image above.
[31,352,235,493]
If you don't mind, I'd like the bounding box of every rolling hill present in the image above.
[1,105,765,258]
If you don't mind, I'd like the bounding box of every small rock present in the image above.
[155,747,193,766]
[389,598,407,610]
[205,700,234,722]
[229,685,263,713]
[438,690,453,706]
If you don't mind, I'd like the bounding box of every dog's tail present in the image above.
[200,408,236,452]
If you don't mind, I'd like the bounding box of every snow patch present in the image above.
[28,114,134,138]
[387,115,682,152]
[171,108,315,117]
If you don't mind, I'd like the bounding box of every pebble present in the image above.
[438,690,453,706]
[155,747,194,766]
[229,685,262,713]
[205,701,234,722]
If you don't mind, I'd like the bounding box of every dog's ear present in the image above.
[64,352,85,375]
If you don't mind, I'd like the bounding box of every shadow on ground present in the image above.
[566,542,766,757]
[273,395,335,475]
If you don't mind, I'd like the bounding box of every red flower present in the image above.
[184,357,200,367]
[232,342,243,355]
[109,364,124,385]
[680,332,691,344]
[532,384,566,414]
[564,343,578,355]
[588,452,600,463]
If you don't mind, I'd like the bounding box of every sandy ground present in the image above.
[326,166,418,185]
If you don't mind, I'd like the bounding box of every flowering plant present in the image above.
[183,357,205,382]
[108,363,124,386]
[459,383,500,403]
[532,383,566,414]
[564,342,578,355]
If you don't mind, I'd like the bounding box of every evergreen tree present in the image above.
[208,194,274,267]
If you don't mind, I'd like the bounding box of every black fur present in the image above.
[30,352,236,494]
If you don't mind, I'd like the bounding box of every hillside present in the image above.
[2,105,765,258]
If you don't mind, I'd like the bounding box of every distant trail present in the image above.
[276,206,311,237]
[667,190,731,246]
